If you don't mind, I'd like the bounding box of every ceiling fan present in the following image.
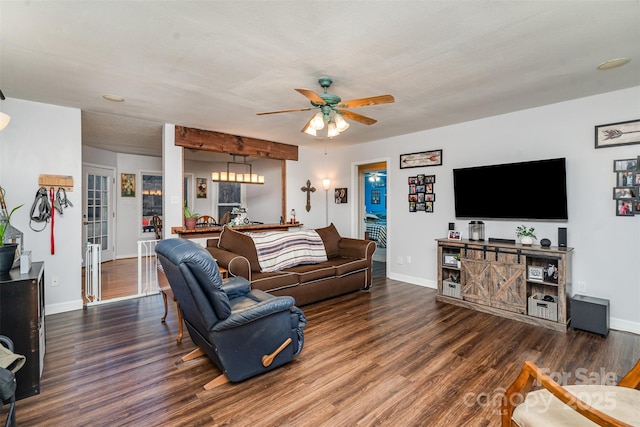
[257,77,394,137]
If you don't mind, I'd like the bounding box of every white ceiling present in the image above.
[1,1,639,158]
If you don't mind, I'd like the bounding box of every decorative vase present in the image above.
[520,236,534,245]
[184,217,197,231]
[0,243,18,275]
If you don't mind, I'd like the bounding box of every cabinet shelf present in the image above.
[436,239,573,332]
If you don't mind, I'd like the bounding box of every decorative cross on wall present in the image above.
[300,179,316,212]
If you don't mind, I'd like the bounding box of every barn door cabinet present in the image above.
[436,239,573,332]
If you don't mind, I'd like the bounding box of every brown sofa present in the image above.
[205,223,376,306]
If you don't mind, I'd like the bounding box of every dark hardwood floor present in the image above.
[14,261,640,426]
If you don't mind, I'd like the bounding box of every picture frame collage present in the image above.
[408,174,435,212]
[613,156,640,216]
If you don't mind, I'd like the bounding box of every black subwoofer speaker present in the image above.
[558,227,567,248]
[571,295,609,337]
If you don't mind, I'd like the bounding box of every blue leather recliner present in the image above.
[156,238,306,388]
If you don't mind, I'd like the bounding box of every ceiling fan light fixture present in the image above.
[327,122,339,138]
[0,112,10,131]
[301,121,317,136]
[334,114,349,132]
[310,112,325,130]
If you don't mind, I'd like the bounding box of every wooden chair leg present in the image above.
[175,301,183,343]
[203,373,230,390]
[161,290,169,323]
[182,347,205,362]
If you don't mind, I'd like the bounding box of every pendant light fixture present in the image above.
[211,154,264,184]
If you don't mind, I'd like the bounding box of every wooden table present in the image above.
[171,223,303,239]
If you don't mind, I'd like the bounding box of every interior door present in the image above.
[83,165,115,263]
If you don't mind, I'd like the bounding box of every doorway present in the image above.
[83,164,115,263]
[357,161,387,264]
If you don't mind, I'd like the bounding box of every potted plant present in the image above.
[183,205,199,231]
[0,200,23,274]
[455,253,461,268]
[515,225,536,245]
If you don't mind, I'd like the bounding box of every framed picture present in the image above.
[595,119,640,149]
[121,173,135,197]
[613,186,638,199]
[425,193,435,202]
[400,149,443,169]
[425,175,436,183]
[196,177,208,198]
[443,253,458,266]
[409,202,416,212]
[634,201,640,214]
[335,188,347,204]
[617,171,636,186]
[613,158,638,172]
[371,190,381,204]
[528,266,544,281]
[616,199,634,216]
[425,201,434,212]
[447,230,461,240]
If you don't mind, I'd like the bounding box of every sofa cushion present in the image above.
[512,385,640,427]
[283,263,336,284]
[250,271,299,293]
[315,223,341,259]
[329,257,370,277]
[217,226,261,272]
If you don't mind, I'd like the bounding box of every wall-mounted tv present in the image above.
[453,158,568,220]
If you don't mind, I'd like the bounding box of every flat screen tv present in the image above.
[453,158,568,220]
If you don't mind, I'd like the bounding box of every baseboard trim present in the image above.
[388,272,436,289]
[610,317,640,335]
[46,299,83,315]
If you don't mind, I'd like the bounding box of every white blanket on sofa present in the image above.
[246,230,328,272]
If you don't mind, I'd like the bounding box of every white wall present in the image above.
[290,86,640,333]
[245,158,283,224]
[0,98,83,314]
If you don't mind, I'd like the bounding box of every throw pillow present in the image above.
[315,223,341,258]
[218,226,261,271]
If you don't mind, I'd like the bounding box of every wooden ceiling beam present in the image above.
[175,126,298,161]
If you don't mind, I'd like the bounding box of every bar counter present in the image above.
[171,223,302,239]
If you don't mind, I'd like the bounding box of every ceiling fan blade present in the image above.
[295,88,326,105]
[338,110,378,125]
[338,94,395,109]
[256,107,313,115]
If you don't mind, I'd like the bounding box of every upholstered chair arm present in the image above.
[213,293,296,331]
[220,276,251,299]
[206,247,251,280]
[501,361,633,427]
[338,237,376,259]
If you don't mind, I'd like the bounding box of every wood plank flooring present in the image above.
[14,262,640,426]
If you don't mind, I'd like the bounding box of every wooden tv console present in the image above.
[436,238,573,332]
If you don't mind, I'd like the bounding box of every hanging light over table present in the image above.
[211,154,264,184]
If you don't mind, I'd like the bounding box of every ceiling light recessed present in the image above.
[103,94,125,102]
[597,58,631,70]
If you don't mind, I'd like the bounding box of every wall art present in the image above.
[408,174,435,213]
[121,173,135,197]
[400,149,442,169]
[595,119,640,148]
[196,177,207,198]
